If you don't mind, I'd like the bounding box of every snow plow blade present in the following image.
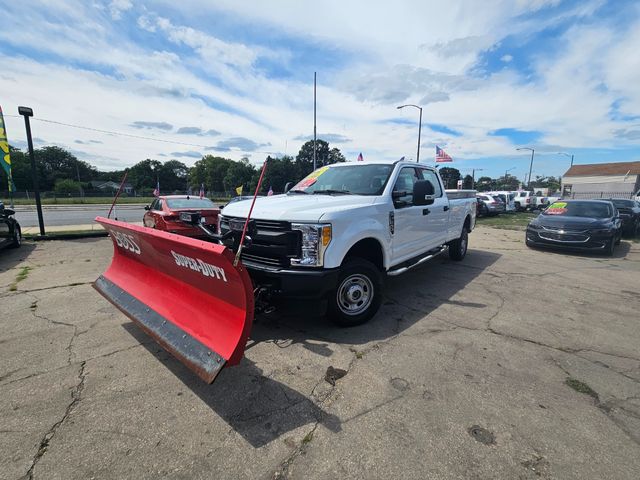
[94,217,254,384]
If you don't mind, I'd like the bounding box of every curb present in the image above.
[24,231,109,241]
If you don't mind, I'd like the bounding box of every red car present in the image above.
[143,195,220,238]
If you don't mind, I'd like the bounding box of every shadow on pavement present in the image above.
[249,248,502,348]
[119,248,499,448]
[0,241,37,273]
[123,323,341,449]
[526,240,632,259]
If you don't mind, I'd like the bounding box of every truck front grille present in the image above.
[220,216,300,268]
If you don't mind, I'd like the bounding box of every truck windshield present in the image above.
[291,164,394,195]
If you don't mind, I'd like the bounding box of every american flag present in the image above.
[153,180,160,197]
[435,146,453,162]
[199,183,205,199]
[267,186,274,196]
[357,152,363,162]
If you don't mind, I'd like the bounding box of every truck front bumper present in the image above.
[244,261,340,300]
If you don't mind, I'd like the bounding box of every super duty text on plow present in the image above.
[94,160,478,383]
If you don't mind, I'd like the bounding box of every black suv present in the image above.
[0,202,21,250]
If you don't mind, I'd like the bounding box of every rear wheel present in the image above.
[10,225,21,248]
[328,258,383,327]
[449,228,468,261]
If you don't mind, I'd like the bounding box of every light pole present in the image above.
[18,106,45,236]
[505,167,515,188]
[397,104,423,163]
[558,152,574,166]
[516,147,535,189]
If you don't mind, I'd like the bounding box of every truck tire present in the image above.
[448,228,468,261]
[328,258,383,327]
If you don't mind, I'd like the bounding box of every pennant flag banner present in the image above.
[0,106,15,192]
[235,185,243,195]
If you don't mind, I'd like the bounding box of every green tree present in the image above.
[127,159,162,190]
[159,160,189,192]
[475,176,493,192]
[438,167,461,189]
[54,178,83,195]
[34,146,98,190]
[257,155,299,193]
[497,175,520,190]
[189,155,235,193]
[462,174,474,189]
[295,139,346,178]
[224,158,256,195]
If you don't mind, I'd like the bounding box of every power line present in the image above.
[3,114,281,156]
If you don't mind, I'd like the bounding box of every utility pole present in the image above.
[18,106,45,236]
[517,147,535,189]
[313,72,317,170]
[471,168,483,189]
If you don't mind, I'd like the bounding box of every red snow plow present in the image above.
[94,216,254,383]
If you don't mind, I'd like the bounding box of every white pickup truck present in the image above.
[218,161,477,325]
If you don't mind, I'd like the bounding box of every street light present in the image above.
[18,106,45,236]
[516,147,535,189]
[557,152,574,166]
[397,104,423,163]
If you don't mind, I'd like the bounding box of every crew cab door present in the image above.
[390,166,433,264]
[418,168,449,246]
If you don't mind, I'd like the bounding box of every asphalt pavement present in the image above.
[1,228,639,479]
[14,204,146,227]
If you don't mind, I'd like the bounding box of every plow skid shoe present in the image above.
[94,217,254,384]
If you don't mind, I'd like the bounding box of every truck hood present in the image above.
[220,194,377,222]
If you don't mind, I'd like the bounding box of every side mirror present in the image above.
[413,180,435,206]
[284,182,293,193]
[144,205,150,210]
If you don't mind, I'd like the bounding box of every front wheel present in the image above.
[605,237,615,256]
[328,258,383,327]
[10,226,21,248]
[449,228,469,261]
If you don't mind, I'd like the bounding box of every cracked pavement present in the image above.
[1,228,639,479]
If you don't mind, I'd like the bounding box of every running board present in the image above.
[387,246,447,277]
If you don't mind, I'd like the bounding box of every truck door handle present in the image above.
[443,206,450,211]
[423,208,430,216]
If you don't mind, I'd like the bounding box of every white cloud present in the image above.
[1,0,638,178]
[108,0,132,20]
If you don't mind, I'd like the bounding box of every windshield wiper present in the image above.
[288,189,309,194]
[312,189,352,195]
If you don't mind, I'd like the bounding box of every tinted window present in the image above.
[609,199,634,208]
[392,167,421,207]
[543,201,612,218]
[421,169,443,197]
[166,197,216,209]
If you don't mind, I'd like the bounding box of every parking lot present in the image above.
[1,226,639,479]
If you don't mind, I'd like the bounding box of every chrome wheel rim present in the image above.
[337,274,373,316]
[460,233,467,255]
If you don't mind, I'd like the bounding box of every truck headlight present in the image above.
[291,223,332,267]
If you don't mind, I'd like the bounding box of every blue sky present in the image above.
[0,0,639,180]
